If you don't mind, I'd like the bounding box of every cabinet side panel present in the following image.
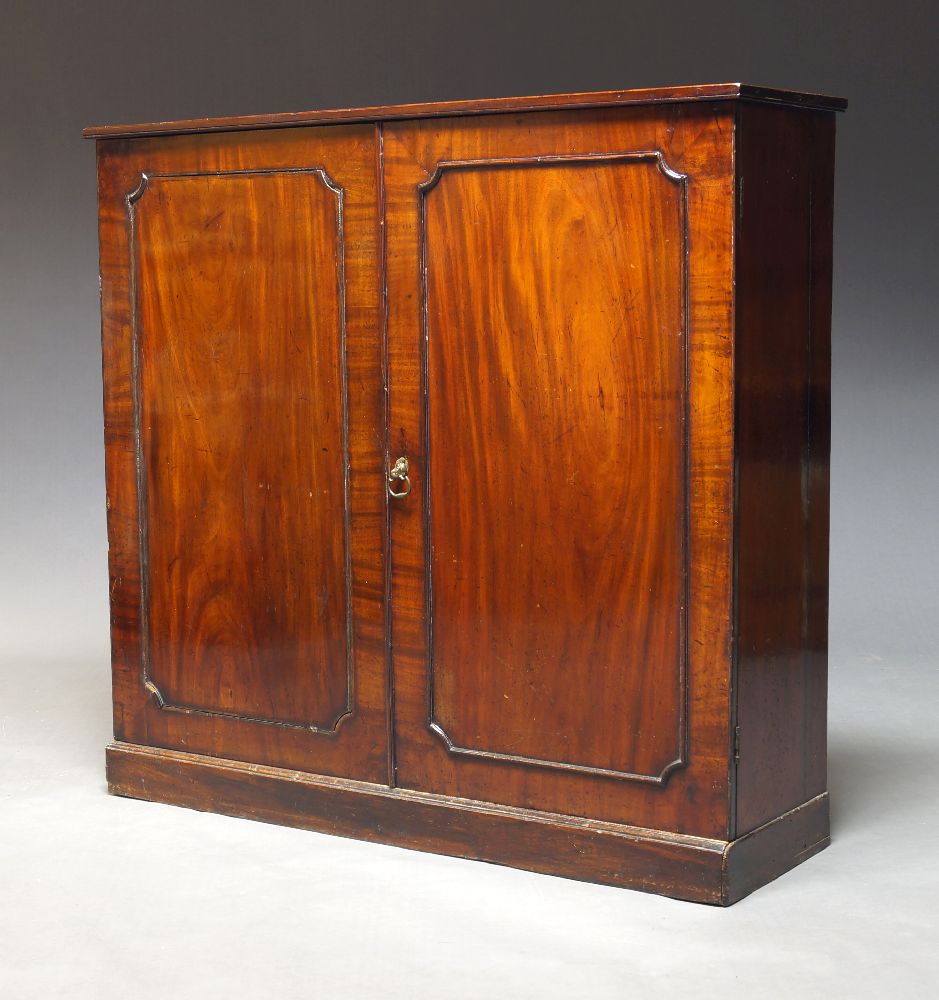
[734,106,835,835]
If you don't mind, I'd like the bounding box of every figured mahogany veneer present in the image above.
[90,84,844,903]
[134,168,352,731]
[422,153,687,785]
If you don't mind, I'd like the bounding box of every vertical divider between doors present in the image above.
[377,122,397,787]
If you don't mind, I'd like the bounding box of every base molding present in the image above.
[105,742,829,905]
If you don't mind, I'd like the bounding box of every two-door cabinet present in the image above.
[87,83,846,904]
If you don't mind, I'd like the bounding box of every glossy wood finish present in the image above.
[732,104,835,835]
[97,125,388,779]
[421,154,687,786]
[91,85,844,902]
[135,169,350,729]
[84,83,847,139]
[106,741,831,905]
[384,105,736,837]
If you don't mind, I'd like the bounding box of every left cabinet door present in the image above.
[98,125,388,781]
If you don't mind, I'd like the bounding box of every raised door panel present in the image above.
[135,169,351,730]
[423,156,687,783]
[99,126,387,780]
[384,107,736,837]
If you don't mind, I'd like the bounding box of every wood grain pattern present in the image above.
[383,105,737,837]
[83,83,846,139]
[133,168,351,730]
[421,154,687,783]
[97,125,388,780]
[732,104,835,835]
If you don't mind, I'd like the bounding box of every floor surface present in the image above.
[1,648,936,999]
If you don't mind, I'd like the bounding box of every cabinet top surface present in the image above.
[83,82,846,139]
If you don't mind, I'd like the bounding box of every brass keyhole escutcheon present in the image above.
[388,456,411,499]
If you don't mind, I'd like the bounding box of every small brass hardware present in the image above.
[388,456,411,499]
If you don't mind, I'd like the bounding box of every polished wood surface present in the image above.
[83,83,847,139]
[384,105,736,837]
[733,103,834,835]
[135,169,350,729]
[97,124,388,779]
[92,86,842,901]
[107,741,831,905]
[422,156,686,782]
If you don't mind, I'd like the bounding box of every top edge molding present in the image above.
[83,83,847,140]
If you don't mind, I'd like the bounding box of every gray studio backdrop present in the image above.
[2,0,936,726]
[2,2,937,996]
[3,1,937,669]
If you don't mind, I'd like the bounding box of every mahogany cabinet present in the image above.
[87,83,846,904]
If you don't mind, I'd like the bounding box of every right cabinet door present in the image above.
[384,107,736,838]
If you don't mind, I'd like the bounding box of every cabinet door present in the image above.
[99,125,388,780]
[384,108,735,837]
